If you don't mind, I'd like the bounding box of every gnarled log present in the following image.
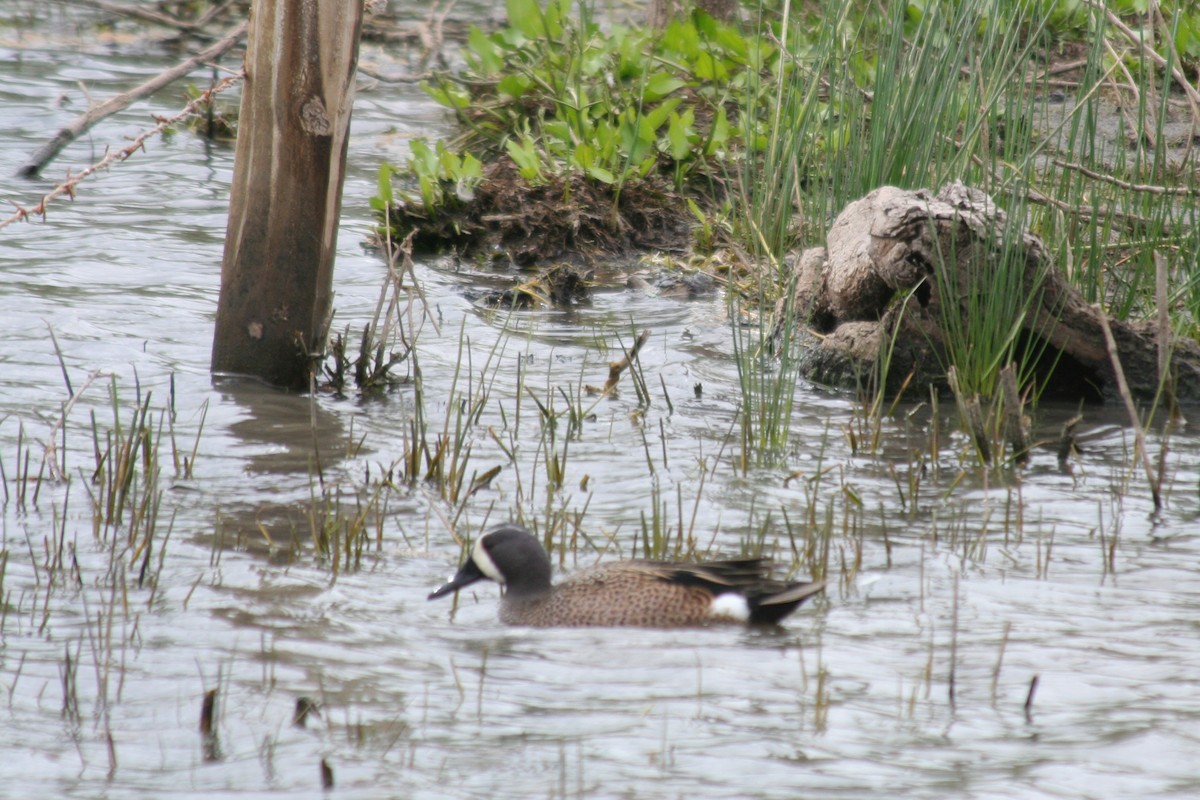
[785,182,1200,403]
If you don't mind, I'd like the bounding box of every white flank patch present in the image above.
[708,593,750,622]
[473,534,506,584]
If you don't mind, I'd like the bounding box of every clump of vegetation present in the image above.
[375,0,1200,465]
[375,0,778,263]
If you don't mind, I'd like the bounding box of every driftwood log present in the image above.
[784,182,1200,403]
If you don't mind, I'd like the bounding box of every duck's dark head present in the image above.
[428,524,552,600]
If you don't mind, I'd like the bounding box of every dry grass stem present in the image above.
[590,329,651,395]
[1096,309,1162,512]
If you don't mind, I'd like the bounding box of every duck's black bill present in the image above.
[428,558,486,600]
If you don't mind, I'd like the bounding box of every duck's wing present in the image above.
[743,580,826,624]
[618,558,774,593]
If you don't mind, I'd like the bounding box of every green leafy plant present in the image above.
[411,0,780,211]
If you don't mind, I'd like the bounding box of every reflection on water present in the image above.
[2,7,1200,800]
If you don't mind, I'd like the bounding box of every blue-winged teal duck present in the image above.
[428,524,825,627]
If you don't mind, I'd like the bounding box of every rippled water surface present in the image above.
[2,7,1200,799]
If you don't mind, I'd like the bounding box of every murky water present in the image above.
[2,6,1200,799]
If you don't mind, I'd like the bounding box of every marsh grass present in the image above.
[731,295,800,470]
[749,0,1200,457]
[2,365,207,605]
[305,468,391,573]
[394,329,500,507]
[87,379,163,543]
[0,364,215,779]
[732,0,1049,466]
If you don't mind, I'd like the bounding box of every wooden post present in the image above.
[211,0,363,389]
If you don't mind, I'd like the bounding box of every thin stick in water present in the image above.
[1024,674,1040,722]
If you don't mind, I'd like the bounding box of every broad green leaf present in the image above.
[640,97,681,138]
[666,112,691,161]
[592,118,617,158]
[417,173,437,210]
[422,80,470,110]
[543,120,573,145]
[571,142,596,170]
[643,72,687,102]
[619,117,651,162]
[506,0,545,39]
[467,26,502,75]
[460,152,483,180]
[497,73,533,99]
[660,18,698,58]
[586,165,615,184]
[542,0,564,38]
[375,163,394,206]
[409,139,438,179]
[505,136,544,182]
[553,0,572,24]
[705,106,729,155]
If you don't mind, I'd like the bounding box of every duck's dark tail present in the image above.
[747,581,826,625]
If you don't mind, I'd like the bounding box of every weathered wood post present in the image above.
[211,0,363,389]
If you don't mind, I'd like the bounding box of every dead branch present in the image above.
[2,72,242,230]
[17,19,247,178]
[1030,58,1090,81]
[1022,183,1169,234]
[1050,158,1197,196]
[40,368,109,483]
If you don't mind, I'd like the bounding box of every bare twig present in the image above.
[1051,158,1197,196]
[3,72,242,230]
[594,329,651,395]
[56,0,195,29]
[17,19,246,178]
[1023,674,1040,722]
[1022,184,1170,234]
[1030,58,1090,81]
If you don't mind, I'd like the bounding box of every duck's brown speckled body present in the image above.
[429,525,825,628]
